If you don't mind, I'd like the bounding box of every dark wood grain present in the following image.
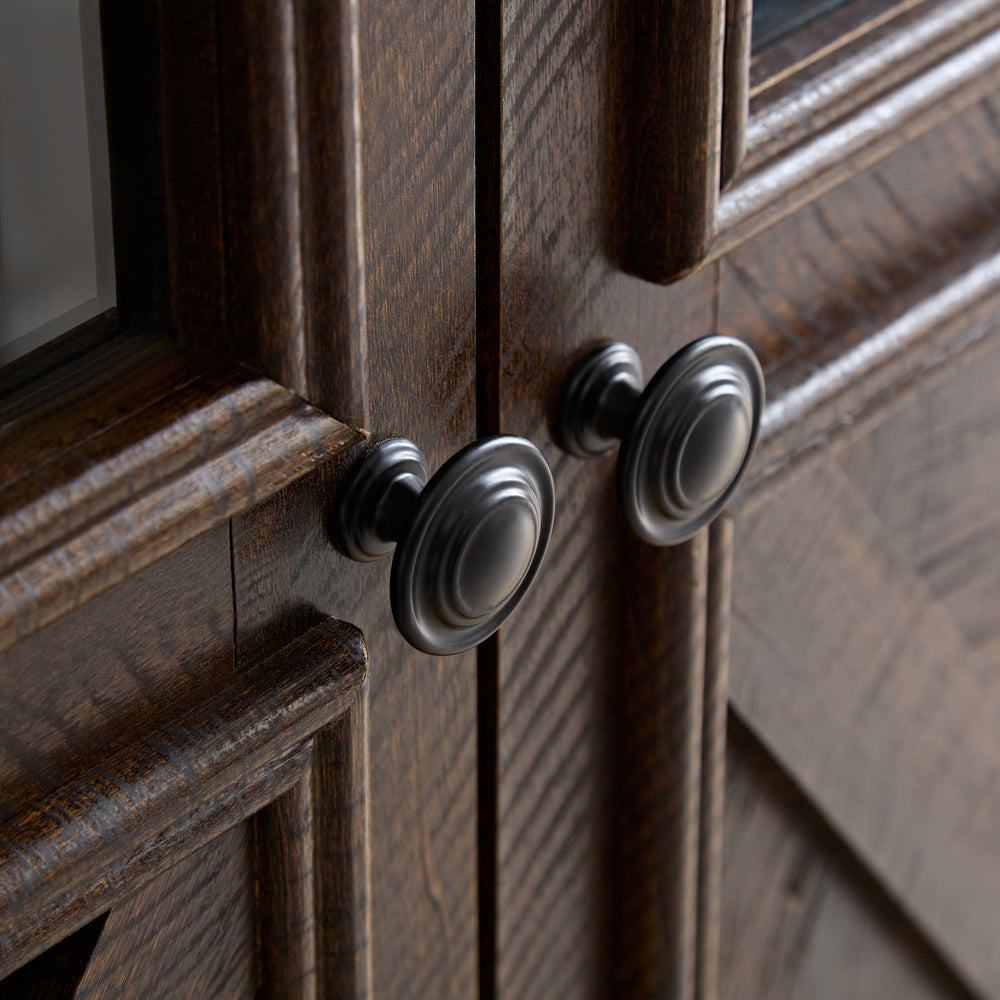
[720,720,977,1000]
[696,518,733,1000]
[615,0,726,281]
[229,0,480,993]
[0,618,366,978]
[0,527,233,823]
[254,761,318,1000]
[714,8,1000,260]
[716,92,1000,509]
[721,0,752,187]
[746,240,1000,505]
[74,824,257,1000]
[158,0,368,425]
[838,346,1000,665]
[0,333,360,652]
[729,455,1000,998]
[491,3,719,994]
[607,534,708,1000]
[314,698,372,999]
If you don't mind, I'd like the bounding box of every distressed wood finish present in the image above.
[75,826,257,1000]
[157,0,368,425]
[0,618,367,978]
[839,353,1000,666]
[254,763,319,1000]
[746,239,1000,504]
[313,698,373,999]
[0,527,234,823]
[717,92,1000,509]
[695,519,733,1000]
[708,48,1000,996]
[229,0,479,994]
[615,0,726,281]
[721,0,752,187]
[0,331,360,654]
[715,1,1000,260]
[729,454,1000,997]
[720,721,977,1000]
[491,0,718,995]
[724,313,1000,997]
[606,535,708,1000]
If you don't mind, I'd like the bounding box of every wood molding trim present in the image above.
[608,534,708,1000]
[0,332,363,654]
[0,618,368,980]
[694,518,733,1000]
[736,240,1000,508]
[746,0,1000,170]
[721,0,752,188]
[714,0,1000,259]
[102,0,369,427]
[616,0,726,282]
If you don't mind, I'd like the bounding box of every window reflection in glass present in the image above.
[0,0,115,365]
[752,0,856,51]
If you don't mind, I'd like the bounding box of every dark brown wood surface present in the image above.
[0,618,366,977]
[721,0,752,187]
[715,2,1000,261]
[228,0,480,997]
[156,0,368,425]
[0,527,233,823]
[615,0,726,281]
[74,826,257,1000]
[489,1,720,996]
[0,331,360,653]
[720,720,976,1000]
[8,1,1000,997]
[696,519,733,1000]
[718,91,1000,505]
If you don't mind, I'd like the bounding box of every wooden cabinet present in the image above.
[2,1,998,998]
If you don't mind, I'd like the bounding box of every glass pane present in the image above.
[752,0,857,51]
[0,0,115,365]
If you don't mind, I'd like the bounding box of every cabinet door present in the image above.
[0,0,478,996]
[483,2,720,998]
[485,1,1000,1000]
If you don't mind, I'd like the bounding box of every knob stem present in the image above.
[373,472,423,543]
[594,376,642,441]
[557,343,644,457]
[557,336,764,545]
[335,436,554,654]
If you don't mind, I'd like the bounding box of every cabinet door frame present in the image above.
[0,0,368,653]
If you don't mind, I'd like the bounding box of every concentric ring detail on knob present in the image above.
[390,436,554,654]
[618,336,763,544]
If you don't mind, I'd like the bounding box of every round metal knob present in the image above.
[557,336,764,545]
[335,436,554,655]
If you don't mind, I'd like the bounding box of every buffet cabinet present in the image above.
[1,0,998,997]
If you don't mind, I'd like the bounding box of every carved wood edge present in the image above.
[616,0,726,282]
[713,1,1000,260]
[745,0,1000,169]
[0,333,365,654]
[721,0,752,188]
[155,0,368,426]
[0,617,368,979]
[694,519,733,1000]
[748,0,928,91]
[734,241,1000,512]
